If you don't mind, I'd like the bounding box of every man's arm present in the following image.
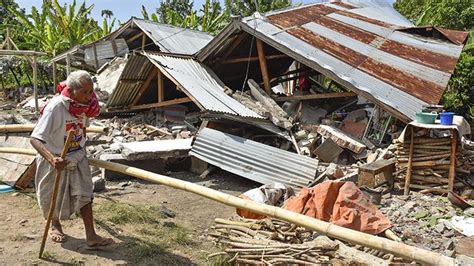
[30,137,67,170]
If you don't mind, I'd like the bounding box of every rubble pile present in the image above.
[380,192,473,255]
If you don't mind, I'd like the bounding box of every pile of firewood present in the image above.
[393,136,473,194]
[208,218,402,265]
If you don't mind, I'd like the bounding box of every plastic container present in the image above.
[439,112,454,125]
[415,112,437,124]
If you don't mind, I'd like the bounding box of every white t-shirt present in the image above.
[31,95,88,155]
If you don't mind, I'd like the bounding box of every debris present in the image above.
[248,79,293,129]
[92,176,106,192]
[455,236,474,257]
[317,125,366,154]
[358,159,395,188]
[313,138,344,163]
[236,183,295,219]
[448,216,474,236]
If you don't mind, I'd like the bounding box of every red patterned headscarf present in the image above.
[40,81,100,118]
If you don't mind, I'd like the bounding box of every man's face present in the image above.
[71,82,94,104]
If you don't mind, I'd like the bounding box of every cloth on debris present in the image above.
[237,183,295,219]
[283,181,392,235]
[40,81,100,118]
[35,149,93,220]
[398,116,471,142]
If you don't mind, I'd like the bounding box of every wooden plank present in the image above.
[130,97,192,111]
[221,54,288,64]
[256,39,271,94]
[448,129,457,191]
[404,127,415,196]
[158,70,164,102]
[274,92,357,102]
[129,68,157,107]
[127,32,144,44]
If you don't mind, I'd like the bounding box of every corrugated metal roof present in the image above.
[132,18,214,55]
[201,1,466,121]
[144,53,263,118]
[106,55,154,108]
[106,53,263,118]
[189,128,319,190]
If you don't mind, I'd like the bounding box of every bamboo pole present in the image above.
[0,124,107,134]
[0,148,455,266]
[39,130,74,258]
[404,127,415,195]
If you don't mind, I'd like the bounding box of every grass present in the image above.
[95,202,195,263]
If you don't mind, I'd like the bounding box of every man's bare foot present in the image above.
[86,234,114,248]
[49,220,66,243]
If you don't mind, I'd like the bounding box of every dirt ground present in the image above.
[0,170,259,265]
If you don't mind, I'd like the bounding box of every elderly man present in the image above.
[31,70,113,248]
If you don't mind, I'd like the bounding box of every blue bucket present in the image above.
[440,112,454,125]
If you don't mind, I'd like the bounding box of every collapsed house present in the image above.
[50,17,214,73]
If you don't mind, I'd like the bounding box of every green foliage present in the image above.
[224,0,292,17]
[141,0,229,35]
[394,0,474,125]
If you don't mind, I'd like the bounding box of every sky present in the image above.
[14,0,396,25]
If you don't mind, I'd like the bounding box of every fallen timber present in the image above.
[0,147,456,265]
[0,124,107,134]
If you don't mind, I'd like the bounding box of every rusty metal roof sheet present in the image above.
[132,18,214,55]
[190,128,319,190]
[200,1,466,121]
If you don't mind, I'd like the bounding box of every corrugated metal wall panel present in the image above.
[190,128,319,190]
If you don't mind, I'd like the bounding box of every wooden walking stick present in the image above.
[39,130,75,258]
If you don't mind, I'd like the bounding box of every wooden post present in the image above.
[92,43,99,69]
[448,129,457,191]
[157,70,164,102]
[404,126,415,196]
[256,39,271,94]
[141,34,146,50]
[6,28,11,50]
[66,53,71,76]
[33,56,39,115]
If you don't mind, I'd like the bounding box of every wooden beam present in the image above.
[129,68,157,107]
[141,33,146,50]
[130,97,192,111]
[0,50,47,56]
[448,130,457,191]
[404,127,415,196]
[126,32,144,44]
[158,70,164,102]
[256,39,271,94]
[221,54,288,64]
[274,92,357,102]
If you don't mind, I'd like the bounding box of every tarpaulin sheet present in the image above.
[283,181,392,235]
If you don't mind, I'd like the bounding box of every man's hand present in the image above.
[51,157,67,170]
